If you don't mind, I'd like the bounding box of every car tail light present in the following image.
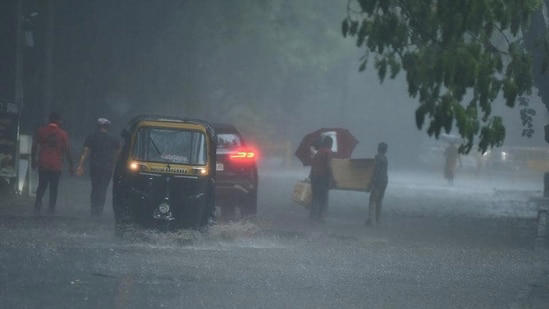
[230,149,257,162]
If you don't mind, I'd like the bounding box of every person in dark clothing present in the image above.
[32,112,74,214]
[76,118,120,216]
[309,136,334,221]
[366,142,388,226]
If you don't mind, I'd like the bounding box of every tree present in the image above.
[525,0,549,113]
[343,0,545,153]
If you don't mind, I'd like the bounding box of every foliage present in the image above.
[524,1,549,112]
[343,0,543,153]
[518,96,536,137]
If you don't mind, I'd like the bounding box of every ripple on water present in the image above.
[0,220,295,252]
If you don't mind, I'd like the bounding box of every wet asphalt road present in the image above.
[0,168,548,308]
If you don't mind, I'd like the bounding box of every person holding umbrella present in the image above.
[295,128,358,221]
[309,136,335,221]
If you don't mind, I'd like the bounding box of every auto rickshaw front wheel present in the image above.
[113,199,135,238]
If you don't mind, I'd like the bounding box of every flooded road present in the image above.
[1,168,548,308]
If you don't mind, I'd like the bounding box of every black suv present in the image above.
[214,124,258,218]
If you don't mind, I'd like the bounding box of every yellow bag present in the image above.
[293,181,312,208]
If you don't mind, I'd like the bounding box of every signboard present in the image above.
[0,102,19,179]
[331,158,375,192]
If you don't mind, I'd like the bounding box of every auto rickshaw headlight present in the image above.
[129,161,140,172]
[193,167,208,175]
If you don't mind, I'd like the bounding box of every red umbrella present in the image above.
[295,128,359,166]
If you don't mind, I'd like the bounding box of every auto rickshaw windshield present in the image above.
[132,127,207,165]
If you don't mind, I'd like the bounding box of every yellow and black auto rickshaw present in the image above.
[113,115,216,230]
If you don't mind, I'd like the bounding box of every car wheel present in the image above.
[192,201,206,230]
[200,188,215,228]
[220,204,236,221]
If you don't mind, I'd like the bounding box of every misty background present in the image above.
[3,2,549,308]
[4,0,548,167]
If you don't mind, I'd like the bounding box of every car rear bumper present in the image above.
[215,178,257,203]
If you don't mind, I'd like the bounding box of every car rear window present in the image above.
[217,133,241,149]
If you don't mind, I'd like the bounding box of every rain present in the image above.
[1,1,549,308]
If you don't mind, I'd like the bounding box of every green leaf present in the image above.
[542,55,549,74]
[415,105,427,129]
[389,59,401,79]
[356,21,368,47]
[503,78,518,108]
[375,58,387,82]
[343,0,540,153]
[342,19,349,37]
[350,21,359,36]
[359,58,368,72]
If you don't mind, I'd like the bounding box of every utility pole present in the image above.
[14,0,24,111]
[43,0,55,116]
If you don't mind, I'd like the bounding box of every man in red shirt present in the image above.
[309,136,334,221]
[31,112,74,214]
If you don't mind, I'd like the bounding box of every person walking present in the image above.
[76,118,120,217]
[444,142,460,184]
[366,142,388,226]
[309,136,334,222]
[31,112,74,214]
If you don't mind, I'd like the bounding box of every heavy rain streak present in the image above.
[2,1,549,308]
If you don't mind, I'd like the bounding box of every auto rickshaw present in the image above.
[112,115,216,231]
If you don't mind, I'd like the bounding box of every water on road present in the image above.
[0,168,547,308]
